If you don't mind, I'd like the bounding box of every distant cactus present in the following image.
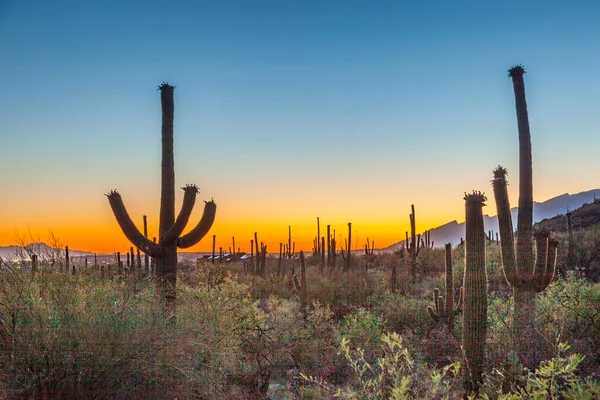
[107,83,216,307]
[462,191,488,397]
[492,65,558,368]
[285,225,296,258]
[364,238,374,256]
[406,205,421,284]
[298,251,308,318]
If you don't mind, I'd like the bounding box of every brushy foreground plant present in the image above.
[0,268,266,399]
[480,342,600,400]
[299,331,462,399]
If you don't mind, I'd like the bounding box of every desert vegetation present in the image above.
[1,66,599,399]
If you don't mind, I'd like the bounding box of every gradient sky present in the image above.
[1,0,599,254]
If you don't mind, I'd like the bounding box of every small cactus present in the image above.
[427,243,462,332]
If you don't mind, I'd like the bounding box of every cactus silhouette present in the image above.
[462,191,488,398]
[107,83,216,308]
[492,66,558,369]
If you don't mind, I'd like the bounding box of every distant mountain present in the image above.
[0,242,95,261]
[385,189,600,250]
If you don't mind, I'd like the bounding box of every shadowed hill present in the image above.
[535,199,600,233]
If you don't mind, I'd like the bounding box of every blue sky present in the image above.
[0,0,599,251]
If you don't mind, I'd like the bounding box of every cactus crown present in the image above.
[493,165,508,179]
[464,190,487,204]
[182,184,199,193]
[157,82,175,91]
[508,65,526,78]
[105,189,120,198]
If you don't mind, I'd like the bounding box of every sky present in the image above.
[1,0,599,254]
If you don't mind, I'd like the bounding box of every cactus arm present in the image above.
[161,185,198,245]
[532,232,558,292]
[454,286,463,314]
[427,306,440,322]
[532,230,549,285]
[106,190,162,258]
[176,199,217,248]
[433,288,441,315]
[538,237,558,290]
[492,166,518,287]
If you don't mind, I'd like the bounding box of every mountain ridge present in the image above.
[385,188,600,251]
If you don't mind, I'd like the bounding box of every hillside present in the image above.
[386,188,600,250]
[535,199,600,232]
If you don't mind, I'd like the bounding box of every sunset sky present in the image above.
[1,1,599,254]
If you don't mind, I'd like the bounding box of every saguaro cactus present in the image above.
[427,243,462,333]
[107,83,216,307]
[407,205,421,284]
[492,65,558,369]
[462,191,488,397]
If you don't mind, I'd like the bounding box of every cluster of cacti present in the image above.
[462,191,488,397]
[492,66,558,369]
[285,226,295,258]
[427,243,462,333]
[292,250,309,318]
[421,229,433,248]
[364,238,374,256]
[340,222,352,270]
[328,226,337,267]
[487,230,499,243]
[107,83,216,307]
[254,232,267,275]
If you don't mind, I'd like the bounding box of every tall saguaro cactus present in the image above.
[107,83,216,307]
[462,191,488,397]
[492,65,558,369]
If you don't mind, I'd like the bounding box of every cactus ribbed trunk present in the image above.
[143,215,149,274]
[462,192,488,398]
[512,68,535,289]
[444,243,455,330]
[299,250,308,318]
[158,84,177,304]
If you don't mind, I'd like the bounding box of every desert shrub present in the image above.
[536,273,600,378]
[300,332,462,399]
[555,227,600,280]
[287,300,341,383]
[338,308,384,364]
[481,342,600,399]
[373,292,435,338]
[486,294,516,370]
[418,247,446,279]
[0,271,164,399]
[175,273,264,399]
